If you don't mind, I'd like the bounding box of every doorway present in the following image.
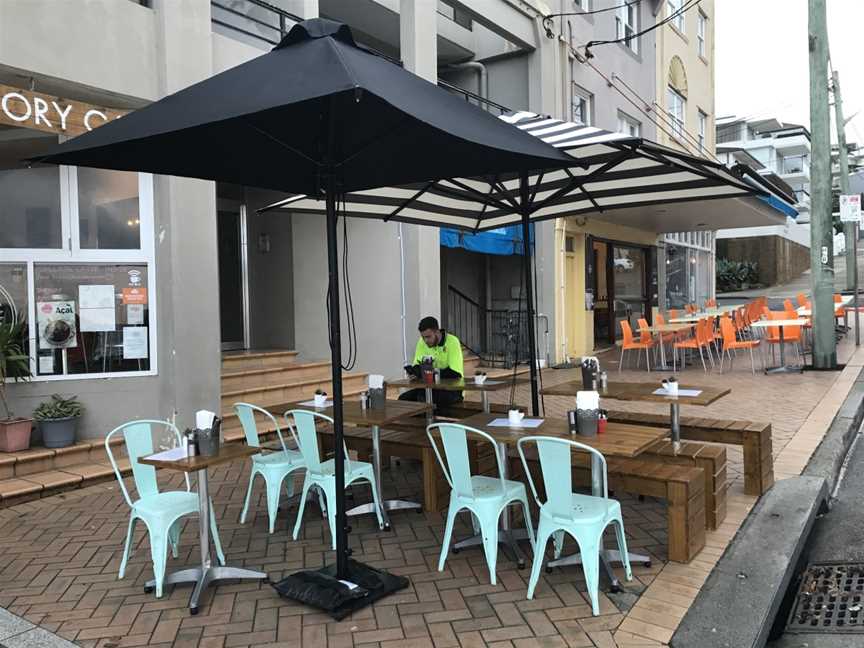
[217,185,249,351]
[590,238,652,346]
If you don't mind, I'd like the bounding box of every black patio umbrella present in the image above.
[34,18,572,615]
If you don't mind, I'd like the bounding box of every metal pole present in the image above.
[831,70,859,345]
[809,0,837,368]
[520,173,540,416]
[325,180,348,578]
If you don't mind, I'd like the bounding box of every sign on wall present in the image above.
[840,194,862,224]
[0,84,128,137]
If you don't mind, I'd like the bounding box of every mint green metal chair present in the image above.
[427,423,535,585]
[235,403,306,533]
[285,409,384,548]
[105,420,225,598]
[517,436,632,615]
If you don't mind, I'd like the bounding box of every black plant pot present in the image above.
[40,416,78,448]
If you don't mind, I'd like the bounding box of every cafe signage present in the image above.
[0,83,128,137]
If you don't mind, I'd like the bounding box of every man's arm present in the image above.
[441,337,464,378]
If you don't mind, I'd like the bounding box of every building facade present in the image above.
[714,116,811,288]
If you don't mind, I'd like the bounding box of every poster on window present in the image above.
[122,326,148,359]
[79,284,116,332]
[37,301,77,349]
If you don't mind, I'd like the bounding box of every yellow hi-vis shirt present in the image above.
[413,330,464,377]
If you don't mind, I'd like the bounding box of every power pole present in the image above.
[832,70,859,345]
[809,0,837,368]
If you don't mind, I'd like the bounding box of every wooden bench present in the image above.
[512,450,706,563]
[607,410,773,496]
[641,439,727,530]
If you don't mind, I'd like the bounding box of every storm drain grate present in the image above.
[787,563,864,633]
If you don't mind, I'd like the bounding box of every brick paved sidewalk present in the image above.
[0,338,859,648]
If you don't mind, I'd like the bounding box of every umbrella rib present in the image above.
[472,185,495,232]
[444,178,515,213]
[490,179,522,212]
[635,145,758,194]
[528,171,545,205]
[532,150,633,213]
[244,120,322,167]
[384,180,438,222]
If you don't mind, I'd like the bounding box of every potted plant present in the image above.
[0,318,33,452]
[33,394,84,448]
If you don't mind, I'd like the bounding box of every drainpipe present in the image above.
[555,217,568,363]
[446,61,488,102]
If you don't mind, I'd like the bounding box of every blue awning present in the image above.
[440,224,534,255]
[757,194,798,219]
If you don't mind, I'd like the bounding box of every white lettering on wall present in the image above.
[83,109,107,130]
[51,101,72,131]
[1,92,31,122]
[33,97,52,127]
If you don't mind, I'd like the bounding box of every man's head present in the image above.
[418,316,442,347]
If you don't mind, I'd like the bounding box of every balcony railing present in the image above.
[211,0,301,48]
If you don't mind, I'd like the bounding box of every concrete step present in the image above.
[221,360,334,392]
[0,437,126,481]
[221,349,299,372]
[0,455,131,509]
[222,384,367,431]
[221,375,368,418]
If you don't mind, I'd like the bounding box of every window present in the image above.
[573,0,589,8]
[617,111,641,137]
[667,87,686,139]
[571,84,593,126]
[437,1,472,29]
[697,10,707,58]
[667,0,685,33]
[0,126,156,381]
[698,110,708,152]
[616,1,639,52]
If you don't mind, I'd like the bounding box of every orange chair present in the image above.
[784,299,796,315]
[796,293,808,308]
[719,315,761,374]
[673,318,714,372]
[705,298,717,309]
[619,320,654,372]
[762,310,804,366]
[835,294,848,329]
[654,313,677,344]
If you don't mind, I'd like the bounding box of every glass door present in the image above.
[591,239,613,347]
[217,189,248,351]
[612,245,649,340]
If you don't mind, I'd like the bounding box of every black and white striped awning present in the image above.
[261,111,777,231]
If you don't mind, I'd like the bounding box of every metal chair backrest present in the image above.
[517,436,608,522]
[426,423,506,500]
[234,402,292,453]
[284,409,341,475]
[105,420,189,508]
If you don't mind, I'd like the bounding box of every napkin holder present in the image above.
[369,384,386,410]
[196,417,222,457]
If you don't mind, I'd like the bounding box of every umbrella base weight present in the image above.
[764,365,804,374]
[272,559,409,620]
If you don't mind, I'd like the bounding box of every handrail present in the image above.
[211,0,302,46]
[437,80,510,115]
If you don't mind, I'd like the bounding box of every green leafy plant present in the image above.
[0,318,32,420]
[32,394,84,421]
[716,259,759,292]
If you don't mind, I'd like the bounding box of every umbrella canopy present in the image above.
[34,23,571,192]
[263,111,784,230]
[31,18,575,602]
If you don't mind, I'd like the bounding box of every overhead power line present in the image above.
[542,1,641,37]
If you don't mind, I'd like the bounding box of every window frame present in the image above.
[697,10,707,58]
[1,162,157,382]
[697,109,708,153]
[616,2,639,53]
[667,0,685,33]
[571,83,593,126]
[667,87,686,140]
[617,111,641,137]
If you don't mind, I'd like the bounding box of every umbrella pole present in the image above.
[325,181,349,579]
[519,172,540,417]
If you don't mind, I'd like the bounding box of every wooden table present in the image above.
[139,443,265,614]
[457,412,667,589]
[750,319,808,374]
[643,323,694,370]
[389,376,529,416]
[541,380,730,451]
[272,399,430,528]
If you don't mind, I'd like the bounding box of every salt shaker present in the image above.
[360,392,368,411]
[599,371,608,390]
